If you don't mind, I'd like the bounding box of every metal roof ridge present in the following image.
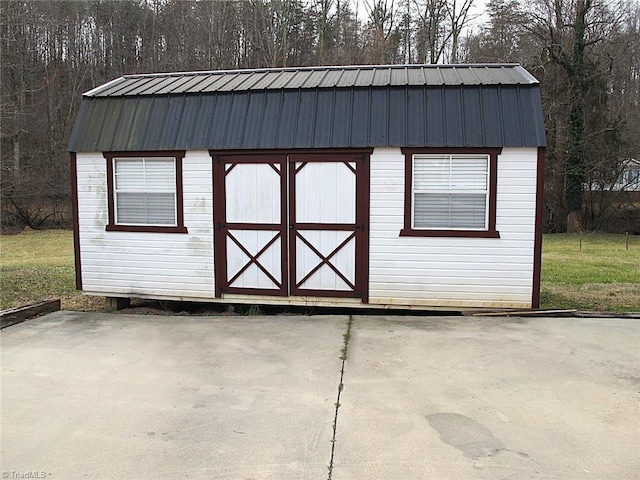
[82,63,537,97]
[116,63,525,79]
[83,76,126,96]
[512,65,540,84]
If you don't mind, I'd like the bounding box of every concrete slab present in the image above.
[3,312,639,480]
[1,311,348,479]
[333,316,640,479]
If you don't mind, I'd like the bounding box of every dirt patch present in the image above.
[119,299,233,316]
[61,295,105,312]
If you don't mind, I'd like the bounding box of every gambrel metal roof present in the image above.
[68,64,546,151]
[84,64,539,96]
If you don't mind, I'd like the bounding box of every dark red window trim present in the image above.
[400,147,501,238]
[104,151,188,234]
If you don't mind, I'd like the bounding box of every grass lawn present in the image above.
[540,233,640,312]
[0,229,101,311]
[1,230,638,313]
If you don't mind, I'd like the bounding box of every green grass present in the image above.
[541,233,640,312]
[0,229,79,310]
[1,230,638,313]
[1,229,74,269]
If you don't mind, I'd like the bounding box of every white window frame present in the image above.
[112,157,178,227]
[411,153,490,231]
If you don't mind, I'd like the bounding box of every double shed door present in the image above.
[213,153,368,301]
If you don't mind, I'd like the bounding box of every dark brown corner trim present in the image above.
[532,147,546,308]
[104,151,188,234]
[70,152,82,290]
[400,147,501,238]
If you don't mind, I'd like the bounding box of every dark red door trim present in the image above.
[212,154,288,297]
[288,153,368,300]
[211,150,370,302]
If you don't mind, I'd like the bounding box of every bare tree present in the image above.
[1,0,637,232]
[446,0,476,62]
[525,0,626,231]
[465,0,528,62]
[362,0,402,63]
[413,0,475,63]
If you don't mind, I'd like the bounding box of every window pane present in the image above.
[116,193,175,225]
[414,193,450,227]
[414,155,449,189]
[145,159,175,190]
[116,192,148,224]
[145,193,176,224]
[415,193,486,229]
[450,157,487,190]
[414,155,487,191]
[115,160,144,189]
[449,194,486,228]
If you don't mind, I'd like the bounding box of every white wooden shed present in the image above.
[68,64,546,310]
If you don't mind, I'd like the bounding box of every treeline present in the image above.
[1,0,639,232]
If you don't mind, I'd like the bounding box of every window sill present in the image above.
[106,224,188,234]
[400,229,500,238]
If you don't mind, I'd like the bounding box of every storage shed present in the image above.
[68,64,546,310]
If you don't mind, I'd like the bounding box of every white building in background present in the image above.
[614,159,640,192]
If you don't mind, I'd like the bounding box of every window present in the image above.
[105,151,187,233]
[616,168,640,190]
[624,169,639,186]
[401,148,500,238]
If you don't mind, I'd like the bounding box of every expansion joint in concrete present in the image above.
[327,314,353,480]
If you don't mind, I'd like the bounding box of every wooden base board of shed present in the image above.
[86,292,533,314]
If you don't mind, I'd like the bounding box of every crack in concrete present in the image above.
[327,314,353,480]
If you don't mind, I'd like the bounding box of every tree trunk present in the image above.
[567,210,584,232]
[564,0,591,231]
[13,137,20,182]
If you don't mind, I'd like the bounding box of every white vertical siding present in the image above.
[368,147,538,309]
[77,151,214,299]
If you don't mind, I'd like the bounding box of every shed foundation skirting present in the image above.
[85,292,531,311]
